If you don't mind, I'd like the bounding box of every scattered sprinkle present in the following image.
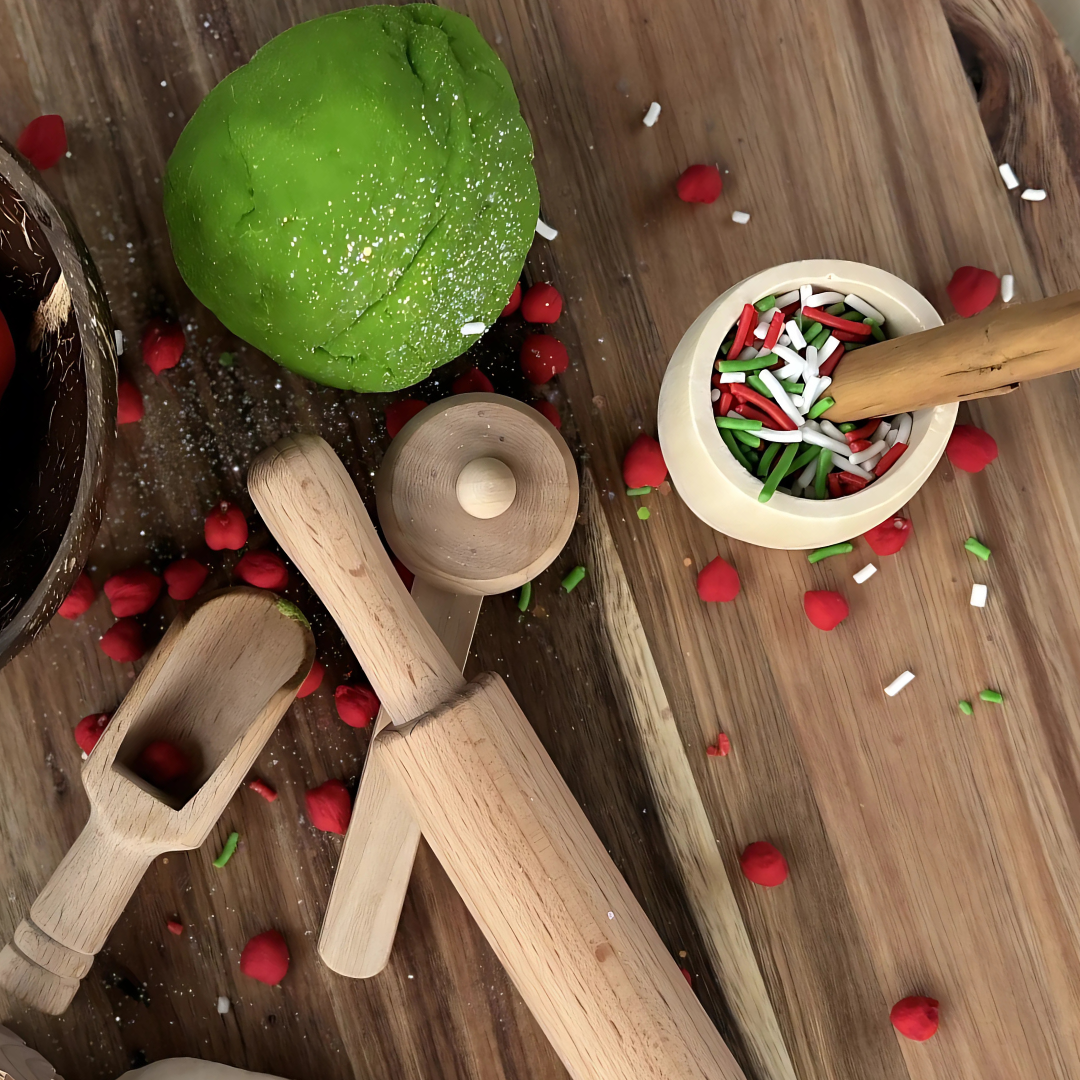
[970,583,988,608]
[460,322,486,335]
[998,163,1020,189]
[643,101,661,126]
[681,967,693,986]
[979,688,1004,704]
[626,485,652,496]
[884,670,915,697]
[212,831,239,869]
[536,216,559,240]
[1001,274,1015,303]
[891,996,939,1041]
[740,841,788,887]
[166,919,184,936]
[1021,188,1046,201]
[731,210,750,224]
[517,581,532,612]
[562,565,587,592]
[958,700,974,715]
[706,733,731,757]
[807,542,853,564]
[217,995,231,1014]
[248,778,278,802]
[114,329,124,355]
[853,563,877,584]
[964,536,991,561]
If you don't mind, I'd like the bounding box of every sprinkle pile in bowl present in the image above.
[711,284,910,502]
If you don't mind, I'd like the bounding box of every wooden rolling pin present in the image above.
[249,435,745,1080]
[822,289,1080,421]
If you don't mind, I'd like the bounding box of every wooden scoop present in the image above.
[822,289,1080,421]
[0,588,314,1015]
[318,394,578,979]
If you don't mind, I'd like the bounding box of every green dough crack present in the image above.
[163,5,539,392]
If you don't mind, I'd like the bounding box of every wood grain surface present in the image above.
[1,1,1079,1079]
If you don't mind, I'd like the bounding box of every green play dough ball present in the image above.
[163,5,539,392]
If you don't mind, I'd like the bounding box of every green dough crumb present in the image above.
[517,580,531,612]
[958,700,973,715]
[219,351,234,367]
[164,6,539,392]
[275,598,310,628]
[561,566,586,593]
[979,688,1004,704]
[637,506,651,520]
[213,831,239,868]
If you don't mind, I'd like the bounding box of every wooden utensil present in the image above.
[319,393,578,979]
[0,588,314,1015]
[249,434,746,1080]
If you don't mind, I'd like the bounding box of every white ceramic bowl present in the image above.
[658,260,958,549]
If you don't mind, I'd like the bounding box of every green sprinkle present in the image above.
[213,832,239,869]
[808,328,830,349]
[841,310,864,321]
[732,429,762,448]
[958,700,974,715]
[784,444,821,478]
[807,396,835,419]
[275,599,310,628]
[807,541,854,564]
[562,566,587,593]
[759,443,798,503]
[517,581,532,612]
[626,486,652,497]
[839,422,857,433]
[755,295,776,312]
[219,352,235,368]
[803,322,822,341]
[964,537,991,561]
[845,342,867,351]
[717,416,762,431]
[979,688,1004,704]
[718,354,776,373]
[637,506,651,520]
[814,449,832,499]
[719,426,753,471]
[794,312,807,331]
[747,373,773,398]
[780,380,804,394]
[826,302,846,315]
[757,442,781,477]
[744,449,761,466]
[864,317,886,342]
[720,335,735,357]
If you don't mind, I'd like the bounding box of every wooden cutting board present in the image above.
[1,1,1079,1078]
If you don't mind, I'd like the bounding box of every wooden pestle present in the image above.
[822,289,1080,421]
[248,434,746,1080]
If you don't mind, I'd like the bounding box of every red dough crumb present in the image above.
[58,572,96,619]
[946,423,998,473]
[864,515,913,556]
[17,115,67,170]
[116,376,144,424]
[74,712,111,754]
[166,919,185,936]
[697,555,740,603]
[296,658,324,699]
[248,778,278,802]
[99,618,146,662]
[385,399,427,438]
[164,558,209,601]
[501,281,522,317]
[205,501,248,551]
[335,684,380,728]
[681,967,693,986]
[305,778,352,835]
[235,550,288,591]
[135,740,191,787]
[740,841,789,887]
[521,283,563,323]
[946,266,999,318]
[141,318,186,375]
[890,996,940,1041]
[803,590,849,631]
[532,399,562,429]
[676,164,723,204]
[0,306,14,402]
[104,568,162,618]
[706,733,731,757]
[622,434,667,488]
[521,334,569,384]
[240,929,289,986]
[452,367,494,394]
[392,556,415,591]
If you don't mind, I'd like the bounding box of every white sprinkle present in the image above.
[1021,188,1047,201]
[998,163,1020,190]
[754,427,803,443]
[844,294,885,324]
[785,320,807,351]
[737,345,759,360]
[896,413,913,444]
[607,910,615,919]
[643,102,661,126]
[792,458,818,493]
[731,210,750,224]
[711,388,721,401]
[802,419,823,432]
[804,375,830,410]
[777,333,791,347]
[719,371,746,383]
[885,429,899,448]
[114,329,124,355]
[757,369,803,427]
[872,420,891,443]
[536,217,559,240]
[775,290,800,307]
[853,563,877,584]
[970,583,988,608]
[798,376,818,413]
[832,454,872,479]
[818,419,846,442]
[848,438,888,465]
[772,343,804,367]
[803,345,820,379]
[460,322,486,335]
[808,291,844,307]
[799,428,847,456]
[819,335,840,362]
[800,284,812,307]
[1001,274,1015,303]
[753,320,770,340]
[81,751,88,761]
[217,995,231,1014]
[884,670,915,697]
[862,451,885,471]
[755,347,773,358]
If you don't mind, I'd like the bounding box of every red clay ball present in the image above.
[391,556,415,591]
[676,163,723,204]
[305,778,352,835]
[117,377,145,424]
[532,399,562,430]
[163,558,209,601]
[947,265,999,318]
[890,995,940,1041]
[99,618,146,662]
[296,658,324,699]
[335,684,380,728]
[74,712,111,755]
[141,318,186,375]
[235,550,288,591]
[104,568,162,618]
[17,115,67,170]
[622,434,667,488]
[135,740,191,788]
[58,572,96,619]
[520,334,569,384]
[452,367,494,394]
[240,929,290,986]
[946,423,998,473]
[696,555,740,603]
[385,399,427,438]
[204,501,248,551]
[520,282,563,323]
[501,281,522,317]
[0,307,14,402]
[740,841,789,887]
[864,515,913,556]
[803,590,849,631]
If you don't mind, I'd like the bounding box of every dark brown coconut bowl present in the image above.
[0,135,115,666]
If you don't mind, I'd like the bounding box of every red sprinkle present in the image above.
[729,304,757,357]
[116,376,145,424]
[99,618,146,662]
[141,319,186,375]
[74,712,111,755]
[16,115,67,170]
[838,472,869,492]
[676,164,723,204]
[305,778,352,835]
[392,556,415,591]
[706,732,731,758]
[696,555,740,603]
[248,778,278,802]
[622,434,668,488]
[739,841,788,887]
[385,399,427,438]
[104,568,162,618]
[803,590,849,631]
[847,439,873,454]
[0,306,13,402]
[946,423,998,473]
[163,558,209,601]
[135,740,191,788]
[335,684,380,728]
[58,572,96,619]
[296,658,324,699]
[734,403,778,428]
[521,334,569,384]
[500,281,522,318]
[873,442,908,477]
[730,383,798,430]
[827,473,842,499]
[166,920,185,937]
[234,550,288,591]
[204,501,248,551]
[763,309,784,351]
[452,367,494,394]
[890,996,940,1041]
[531,399,562,429]
[864,515,913,556]
[520,282,563,323]
[818,343,845,378]
[947,266,999,318]
[240,929,289,986]
[844,418,881,444]
[801,306,872,336]
[681,967,693,986]
[718,391,734,416]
